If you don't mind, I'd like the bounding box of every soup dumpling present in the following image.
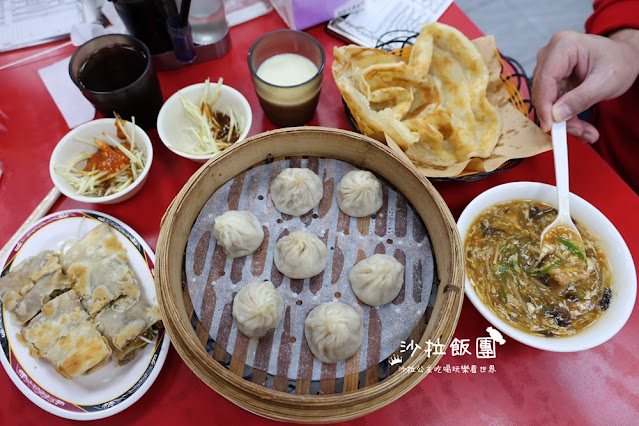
[274,231,328,279]
[304,301,364,364]
[349,254,404,306]
[213,210,264,258]
[232,281,284,338]
[270,168,323,216]
[336,170,383,217]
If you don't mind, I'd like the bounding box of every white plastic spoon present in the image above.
[539,121,584,260]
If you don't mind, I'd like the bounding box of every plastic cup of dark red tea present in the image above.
[69,34,164,130]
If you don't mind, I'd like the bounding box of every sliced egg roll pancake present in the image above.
[43,320,112,379]
[67,254,141,316]
[11,269,74,325]
[94,296,162,366]
[61,223,128,271]
[20,290,89,358]
[0,250,60,311]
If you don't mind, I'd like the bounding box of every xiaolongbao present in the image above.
[274,231,328,279]
[232,281,284,338]
[304,301,363,364]
[349,254,404,306]
[270,168,323,216]
[213,210,264,258]
[336,170,383,217]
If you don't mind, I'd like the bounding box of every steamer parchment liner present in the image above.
[185,157,435,382]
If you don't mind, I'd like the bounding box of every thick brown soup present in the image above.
[464,200,611,337]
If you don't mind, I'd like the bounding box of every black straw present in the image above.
[179,0,191,28]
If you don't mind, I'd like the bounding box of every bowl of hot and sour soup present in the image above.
[457,181,636,352]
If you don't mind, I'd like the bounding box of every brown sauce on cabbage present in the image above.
[464,200,611,337]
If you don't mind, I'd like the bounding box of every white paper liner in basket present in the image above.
[185,157,435,382]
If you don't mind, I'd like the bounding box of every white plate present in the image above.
[0,210,170,420]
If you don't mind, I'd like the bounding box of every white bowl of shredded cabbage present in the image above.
[157,78,252,163]
[457,181,636,352]
[49,117,153,204]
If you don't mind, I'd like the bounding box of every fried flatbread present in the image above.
[404,23,501,165]
[332,22,501,167]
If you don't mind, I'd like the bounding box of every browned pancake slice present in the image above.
[0,250,60,312]
[43,320,112,379]
[94,296,162,366]
[21,290,89,358]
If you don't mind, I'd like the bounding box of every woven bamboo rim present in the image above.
[155,127,464,423]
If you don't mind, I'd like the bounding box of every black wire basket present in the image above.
[342,30,537,182]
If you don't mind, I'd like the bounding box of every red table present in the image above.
[1,5,638,425]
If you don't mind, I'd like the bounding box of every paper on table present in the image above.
[38,58,95,129]
[326,0,453,47]
[0,3,124,73]
[0,0,90,53]
[225,0,273,27]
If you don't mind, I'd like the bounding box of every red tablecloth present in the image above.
[1,5,638,425]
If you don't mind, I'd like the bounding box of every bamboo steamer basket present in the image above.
[155,127,464,423]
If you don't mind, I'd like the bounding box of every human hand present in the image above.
[532,29,639,143]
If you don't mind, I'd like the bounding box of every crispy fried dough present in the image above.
[333,22,501,167]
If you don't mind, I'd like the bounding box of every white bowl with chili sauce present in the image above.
[457,181,636,352]
[49,118,153,204]
[156,81,252,163]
